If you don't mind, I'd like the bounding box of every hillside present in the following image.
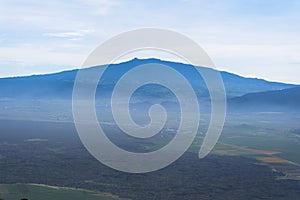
[0,58,295,100]
[229,86,300,112]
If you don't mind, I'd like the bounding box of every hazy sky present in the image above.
[0,0,299,83]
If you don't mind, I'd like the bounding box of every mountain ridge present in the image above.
[0,58,297,100]
[1,58,296,86]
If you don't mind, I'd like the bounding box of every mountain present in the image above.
[229,86,300,112]
[0,58,296,100]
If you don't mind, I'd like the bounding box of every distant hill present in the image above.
[0,58,295,100]
[229,86,300,112]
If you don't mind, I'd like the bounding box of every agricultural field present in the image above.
[209,116,300,180]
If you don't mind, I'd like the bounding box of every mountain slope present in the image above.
[229,86,300,111]
[0,58,296,100]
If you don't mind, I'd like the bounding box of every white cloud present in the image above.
[43,29,95,41]
[0,46,86,67]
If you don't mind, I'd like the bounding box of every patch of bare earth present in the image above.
[258,157,289,163]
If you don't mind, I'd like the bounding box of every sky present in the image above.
[0,0,300,84]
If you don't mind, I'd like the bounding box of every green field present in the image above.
[0,184,118,200]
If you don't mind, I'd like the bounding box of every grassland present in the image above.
[0,184,118,200]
